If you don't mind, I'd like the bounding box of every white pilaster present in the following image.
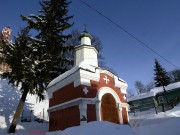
[96,101,101,121]
[117,103,123,124]
[126,107,129,123]
[79,103,87,125]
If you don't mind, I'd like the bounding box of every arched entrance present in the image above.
[101,93,119,124]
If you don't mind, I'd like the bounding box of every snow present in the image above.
[0,79,49,134]
[45,122,136,135]
[47,61,96,89]
[44,103,180,135]
[128,92,155,102]
[0,78,180,135]
[128,82,180,102]
[129,103,180,135]
[133,118,180,135]
[151,82,180,93]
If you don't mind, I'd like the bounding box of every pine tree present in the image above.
[4,0,73,133]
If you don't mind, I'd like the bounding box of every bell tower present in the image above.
[74,30,98,67]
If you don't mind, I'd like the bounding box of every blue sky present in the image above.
[0,0,180,94]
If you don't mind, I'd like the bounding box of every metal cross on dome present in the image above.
[84,24,87,32]
[103,76,109,84]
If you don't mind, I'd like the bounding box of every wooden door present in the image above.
[101,94,119,124]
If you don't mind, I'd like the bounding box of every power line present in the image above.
[79,0,179,69]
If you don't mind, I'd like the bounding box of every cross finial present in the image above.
[84,24,87,32]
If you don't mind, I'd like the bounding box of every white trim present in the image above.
[121,88,127,94]
[95,101,101,121]
[74,69,100,87]
[96,87,122,122]
[79,69,100,82]
[114,76,128,92]
[47,71,79,99]
[100,69,114,78]
[121,103,129,108]
[48,98,98,113]
[126,107,129,123]
[119,108,123,124]
[97,87,121,103]
[79,103,87,124]
[74,78,91,87]
[48,67,100,99]
[47,63,128,100]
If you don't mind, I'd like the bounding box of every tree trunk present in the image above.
[8,86,29,133]
[162,86,168,106]
[162,103,165,112]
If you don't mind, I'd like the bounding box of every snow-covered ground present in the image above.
[0,79,49,134]
[45,122,135,135]
[0,78,180,135]
[130,103,180,135]
[44,101,180,135]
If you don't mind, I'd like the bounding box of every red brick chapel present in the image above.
[47,30,129,131]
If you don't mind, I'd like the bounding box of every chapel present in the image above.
[47,30,129,131]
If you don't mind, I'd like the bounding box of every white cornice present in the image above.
[48,98,98,113]
[114,76,128,92]
[100,69,114,78]
[48,96,128,113]
[47,67,100,99]
[47,63,128,99]
[100,68,128,92]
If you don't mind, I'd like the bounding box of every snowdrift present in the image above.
[45,121,136,135]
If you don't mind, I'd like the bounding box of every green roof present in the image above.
[79,31,93,40]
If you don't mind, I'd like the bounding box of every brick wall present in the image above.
[49,105,80,131]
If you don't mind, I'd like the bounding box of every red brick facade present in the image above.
[49,105,80,131]
[48,73,129,131]
[49,74,127,107]
[87,104,97,122]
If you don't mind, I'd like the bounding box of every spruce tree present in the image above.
[2,28,38,133]
[21,0,73,80]
[3,0,73,133]
[154,59,170,87]
[153,59,171,111]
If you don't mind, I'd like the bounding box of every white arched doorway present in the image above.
[96,87,122,124]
